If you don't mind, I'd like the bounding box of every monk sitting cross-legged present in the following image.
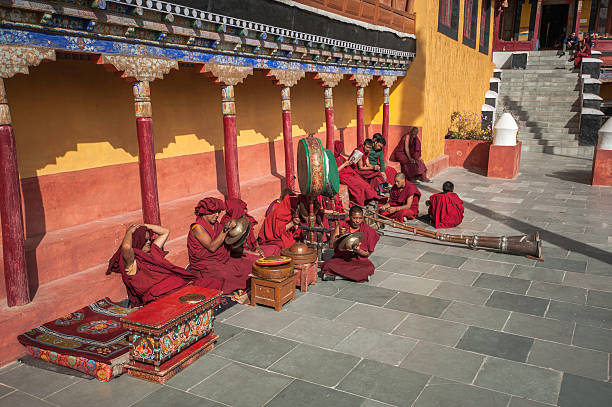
[353,139,386,194]
[426,181,465,229]
[320,205,380,282]
[107,223,222,307]
[188,197,253,295]
[379,172,421,222]
[258,193,305,251]
[334,140,380,206]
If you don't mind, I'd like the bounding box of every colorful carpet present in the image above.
[17,298,134,381]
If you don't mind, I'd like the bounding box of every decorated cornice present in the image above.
[349,74,373,88]
[314,72,344,88]
[0,45,55,78]
[266,69,306,87]
[200,63,253,86]
[97,55,178,82]
[378,75,399,88]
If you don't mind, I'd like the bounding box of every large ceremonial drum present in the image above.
[323,148,340,197]
[252,256,295,280]
[297,136,327,197]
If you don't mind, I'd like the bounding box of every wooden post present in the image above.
[0,78,29,306]
[133,81,161,224]
[382,87,390,157]
[222,85,241,199]
[324,87,335,150]
[575,0,583,33]
[532,0,543,50]
[281,86,295,191]
[356,87,365,147]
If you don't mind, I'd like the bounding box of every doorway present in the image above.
[539,4,570,49]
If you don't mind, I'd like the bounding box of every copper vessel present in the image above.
[281,242,318,265]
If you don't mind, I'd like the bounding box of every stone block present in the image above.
[487,142,522,179]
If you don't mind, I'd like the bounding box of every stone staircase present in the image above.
[495,51,594,158]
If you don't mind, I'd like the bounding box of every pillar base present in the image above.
[487,142,522,179]
[592,148,612,186]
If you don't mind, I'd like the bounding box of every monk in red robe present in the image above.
[395,128,431,183]
[353,139,386,193]
[379,172,421,222]
[320,206,380,282]
[188,197,253,295]
[426,181,464,229]
[573,37,591,69]
[258,193,304,250]
[370,133,397,189]
[107,223,221,307]
[221,198,279,257]
[334,140,380,206]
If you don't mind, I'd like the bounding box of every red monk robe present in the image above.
[353,145,386,193]
[380,181,421,221]
[107,225,221,307]
[334,140,379,206]
[221,198,280,257]
[574,39,591,69]
[188,198,252,295]
[428,192,464,229]
[321,219,380,282]
[258,194,303,250]
[394,130,429,181]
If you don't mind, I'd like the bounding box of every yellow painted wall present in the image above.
[369,0,495,162]
[5,0,495,176]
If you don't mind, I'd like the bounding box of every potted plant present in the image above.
[444,111,493,171]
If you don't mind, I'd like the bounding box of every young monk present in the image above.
[353,139,386,193]
[220,198,279,257]
[369,133,397,189]
[107,223,221,307]
[396,127,432,183]
[426,181,465,229]
[188,197,253,295]
[320,205,379,282]
[573,36,591,69]
[379,172,421,222]
[334,140,380,206]
[258,193,304,251]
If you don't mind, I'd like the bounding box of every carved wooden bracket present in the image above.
[378,75,398,88]
[200,62,253,86]
[0,79,10,126]
[97,55,178,82]
[350,74,373,88]
[0,45,56,79]
[265,69,305,87]
[313,72,343,88]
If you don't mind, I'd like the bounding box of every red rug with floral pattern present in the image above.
[17,298,134,382]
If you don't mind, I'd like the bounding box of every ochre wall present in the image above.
[369,0,495,162]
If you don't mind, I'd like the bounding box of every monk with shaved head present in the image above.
[379,172,421,222]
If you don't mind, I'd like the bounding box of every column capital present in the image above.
[314,72,343,88]
[0,45,56,78]
[349,74,373,88]
[266,69,305,87]
[97,55,178,82]
[378,75,398,88]
[200,62,253,86]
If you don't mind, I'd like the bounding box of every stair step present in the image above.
[521,145,595,156]
[519,139,579,147]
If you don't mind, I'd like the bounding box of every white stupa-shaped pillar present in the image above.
[493,113,518,146]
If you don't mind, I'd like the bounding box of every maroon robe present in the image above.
[574,40,591,68]
[395,133,428,180]
[380,182,421,221]
[321,220,380,282]
[258,194,303,250]
[353,146,386,192]
[428,192,464,229]
[221,198,280,256]
[188,217,252,294]
[107,227,221,307]
[334,141,379,206]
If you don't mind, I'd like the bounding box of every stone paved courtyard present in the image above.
[0,152,611,407]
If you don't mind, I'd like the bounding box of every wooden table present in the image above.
[250,273,297,311]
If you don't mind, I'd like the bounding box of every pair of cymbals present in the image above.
[224,217,251,248]
[333,232,364,252]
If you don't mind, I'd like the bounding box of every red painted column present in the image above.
[281,86,295,191]
[222,85,241,199]
[532,0,543,50]
[0,79,29,306]
[574,0,582,34]
[133,81,161,225]
[356,87,365,147]
[382,86,390,157]
[324,87,335,150]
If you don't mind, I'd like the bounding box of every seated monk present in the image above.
[369,133,397,190]
[396,127,432,183]
[334,140,380,206]
[107,223,221,307]
[320,206,380,282]
[221,197,280,257]
[188,197,252,295]
[426,181,465,229]
[258,193,304,251]
[353,139,386,194]
[379,173,421,222]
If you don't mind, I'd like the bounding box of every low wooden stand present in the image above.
[250,273,296,311]
[294,262,317,292]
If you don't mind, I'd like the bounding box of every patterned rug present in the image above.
[17,298,134,381]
